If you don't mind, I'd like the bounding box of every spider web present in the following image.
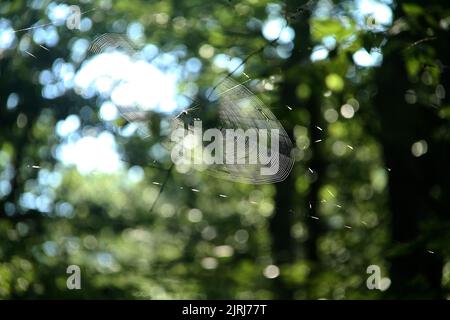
[170,78,295,184]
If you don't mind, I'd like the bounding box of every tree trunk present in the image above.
[269,1,323,299]
[375,31,444,300]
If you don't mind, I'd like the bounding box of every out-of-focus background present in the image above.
[0,0,449,299]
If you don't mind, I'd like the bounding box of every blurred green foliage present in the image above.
[1,0,450,299]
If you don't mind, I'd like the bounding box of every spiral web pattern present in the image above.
[172,78,295,184]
